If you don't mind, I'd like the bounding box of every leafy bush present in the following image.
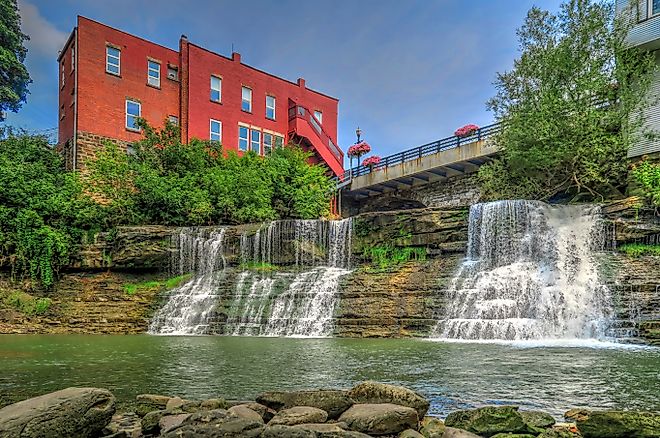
[123,274,192,295]
[0,132,101,287]
[363,245,426,271]
[618,243,660,257]
[631,159,660,208]
[88,120,333,226]
[2,290,51,316]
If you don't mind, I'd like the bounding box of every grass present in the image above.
[0,290,52,316]
[363,245,426,272]
[618,243,660,257]
[123,274,192,295]
[239,261,279,272]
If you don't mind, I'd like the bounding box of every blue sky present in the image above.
[7,0,563,159]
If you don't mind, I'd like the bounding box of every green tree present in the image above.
[480,0,656,201]
[0,0,31,120]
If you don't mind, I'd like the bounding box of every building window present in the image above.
[274,135,284,149]
[211,76,222,102]
[106,46,120,75]
[210,119,222,142]
[148,60,160,87]
[126,99,141,131]
[241,86,252,112]
[251,129,261,154]
[266,95,276,120]
[168,115,179,126]
[71,47,75,71]
[314,110,323,124]
[167,65,178,81]
[60,105,65,120]
[61,62,65,88]
[238,125,249,151]
[263,133,273,155]
[651,0,660,16]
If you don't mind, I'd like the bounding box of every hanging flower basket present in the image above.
[362,155,381,169]
[454,124,480,138]
[347,141,371,158]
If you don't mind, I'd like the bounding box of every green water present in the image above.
[0,335,658,418]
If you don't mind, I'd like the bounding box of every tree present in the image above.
[0,0,31,120]
[480,0,656,201]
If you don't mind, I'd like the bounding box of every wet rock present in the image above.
[0,387,115,438]
[228,405,264,423]
[566,408,660,438]
[269,406,329,426]
[161,408,263,437]
[142,409,166,435]
[348,381,430,418]
[231,402,275,423]
[419,416,445,437]
[400,429,425,437]
[292,422,373,437]
[520,410,555,433]
[339,403,418,436]
[159,413,191,433]
[445,406,528,436]
[256,389,354,419]
[166,396,186,411]
[261,424,316,438]
[136,393,171,417]
[443,427,483,438]
[103,412,141,438]
[201,398,229,410]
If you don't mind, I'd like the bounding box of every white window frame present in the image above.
[71,47,75,71]
[250,128,261,154]
[649,0,660,17]
[211,75,222,102]
[263,132,273,155]
[210,119,222,142]
[125,99,141,131]
[147,60,161,87]
[274,135,284,149]
[241,86,252,112]
[106,46,121,75]
[238,125,249,151]
[61,62,65,88]
[266,95,276,120]
[314,110,323,124]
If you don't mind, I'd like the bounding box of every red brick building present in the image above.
[57,16,343,176]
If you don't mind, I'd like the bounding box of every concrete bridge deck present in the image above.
[338,123,501,199]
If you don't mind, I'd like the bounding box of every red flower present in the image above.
[347,141,371,157]
[362,155,381,167]
[454,124,480,138]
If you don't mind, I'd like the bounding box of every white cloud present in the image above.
[17,0,68,56]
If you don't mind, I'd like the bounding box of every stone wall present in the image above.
[344,173,481,216]
[75,131,132,170]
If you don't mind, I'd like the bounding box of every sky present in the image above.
[6,0,564,160]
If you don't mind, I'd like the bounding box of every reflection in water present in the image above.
[0,335,658,417]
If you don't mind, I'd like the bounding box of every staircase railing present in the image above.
[332,122,502,189]
[289,104,344,164]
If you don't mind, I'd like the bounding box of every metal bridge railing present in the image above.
[332,121,502,188]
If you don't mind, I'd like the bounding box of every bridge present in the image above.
[335,122,502,199]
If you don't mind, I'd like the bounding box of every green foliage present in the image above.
[631,159,660,207]
[88,120,333,226]
[239,261,279,272]
[1,290,51,316]
[123,274,192,295]
[363,245,426,271]
[0,133,101,287]
[618,243,660,257]
[480,0,656,201]
[0,0,31,120]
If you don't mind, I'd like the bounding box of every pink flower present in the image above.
[347,141,371,157]
[362,155,381,167]
[454,124,480,138]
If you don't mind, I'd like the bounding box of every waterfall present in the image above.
[227,218,352,337]
[433,200,613,341]
[148,228,227,335]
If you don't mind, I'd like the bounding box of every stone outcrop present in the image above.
[256,389,353,419]
[338,403,419,436]
[268,406,328,426]
[0,387,115,438]
[445,406,530,437]
[565,408,660,438]
[347,381,430,418]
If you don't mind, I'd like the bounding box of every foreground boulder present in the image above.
[348,381,430,418]
[445,406,529,437]
[565,408,660,438]
[136,394,171,417]
[256,389,354,419]
[161,408,263,437]
[520,411,555,433]
[0,387,115,438]
[338,403,418,435]
[269,406,328,426]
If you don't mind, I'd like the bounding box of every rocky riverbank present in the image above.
[1,382,658,437]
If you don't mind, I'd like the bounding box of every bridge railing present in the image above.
[333,121,502,187]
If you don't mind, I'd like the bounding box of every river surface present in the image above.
[0,335,658,418]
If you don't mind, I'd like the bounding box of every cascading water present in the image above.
[148,228,227,335]
[228,218,352,337]
[433,200,613,341]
